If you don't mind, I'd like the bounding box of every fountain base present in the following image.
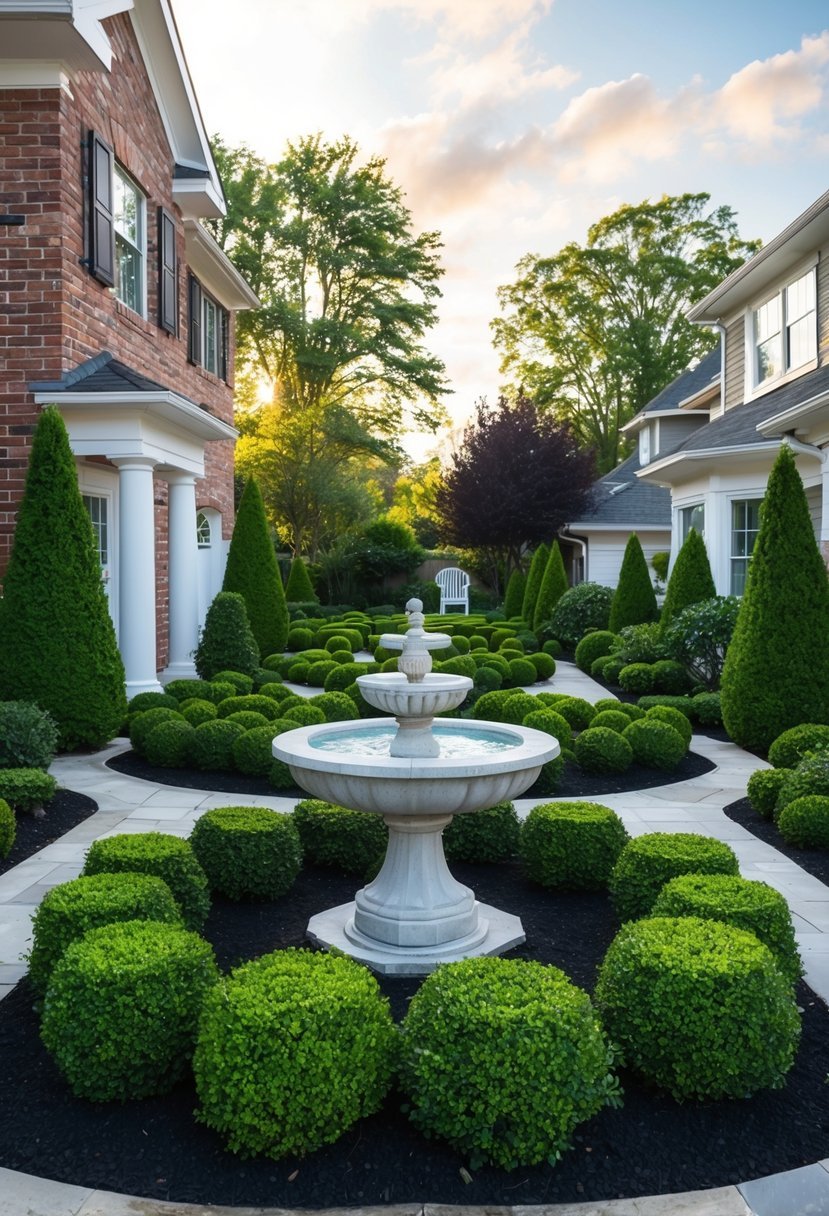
[307,901,525,975]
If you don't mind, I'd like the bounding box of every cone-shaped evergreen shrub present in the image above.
[0,408,126,749]
[521,543,549,625]
[660,528,715,632]
[222,478,288,658]
[284,556,317,604]
[194,592,259,680]
[533,541,568,631]
[721,444,829,751]
[608,534,658,634]
[503,568,526,619]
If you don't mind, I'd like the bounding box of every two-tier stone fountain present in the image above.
[274,599,558,973]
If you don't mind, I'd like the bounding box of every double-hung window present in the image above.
[678,503,704,544]
[751,268,816,391]
[113,166,145,315]
[730,498,762,596]
[188,275,229,380]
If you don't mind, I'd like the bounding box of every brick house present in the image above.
[0,0,258,697]
[637,188,829,595]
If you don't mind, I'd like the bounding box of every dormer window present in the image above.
[638,424,651,466]
[751,268,816,392]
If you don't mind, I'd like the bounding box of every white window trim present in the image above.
[113,164,147,318]
[743,256,818,403]
[727,493,763,597]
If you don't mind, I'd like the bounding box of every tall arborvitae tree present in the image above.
[503,567,526,618]
[222,477,288,658]
[0,408,126,749]
[521,543,549,624]
[608,534,658,633]
[660,528,716,631]
[533,541,569,631]
[721,445,829,751]
[285,556,318,604]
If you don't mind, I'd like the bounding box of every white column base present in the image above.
[160,660,198,683]
[125,676,165,699]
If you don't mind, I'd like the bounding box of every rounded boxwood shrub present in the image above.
[590,709,632,734]
[208,680,237,705]
[189,719,246,772]
[594,697,643,719]
[472,689,515,721]
[194,592,259,681]
[259,682,300,706]
[609,832,739,921]
[179,697,218,727]
[28,871,182,995]
[306,660,339,687]
[41,920,218,1101]
[287,661,310,684]
[443,801,520,863]
[691,691,722,726]
[650,659,692,695]
[637,694,695,717]
[269,759,298,791]
[310,691,360,722]
[194,949,395,1158]
[286,626,315,652]
[501,692,540,724]
[324,662,369,693]
[622,718,687,770]
[190,806,302,900]
[127,691,180,716]
[0,798,15,859]
[473,666,502,695]
[282,701,327,727]
[506,656,537,687]
[651,873,802,986]
[645,705,692,748]
[399,956,619,1169]
[595,916,800,1100]
[217,694,282,721]
[590,654,617,679]
[292,799,387,875]
[144,719,195,768]
[747,767,789,820]
[129,707,186,756]
[83,832,211,931]
[776,751,829,815]
[522,708,572,748]
[618,662,656,695]
[527,651,555,680]
[232,722,291,777]
[0,767,57,813]
[574,727,633,775]
[768,723,829,770]
[165,678,215,702]
[225,710,270,732]
[778,795,829,848]
[549,582,614,650]
[574,630,618,674]
[521,801,629,889]
[212,670,254,694]
[551,696,596,731]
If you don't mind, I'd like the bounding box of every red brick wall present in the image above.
[0,12,238,670]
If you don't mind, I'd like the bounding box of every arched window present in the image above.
[196,511,212,548]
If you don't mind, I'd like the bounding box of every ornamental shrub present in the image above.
[179,698,218,727]
[0,407,127,750]
[443,801,520,863]
[128,691,180,716]
[664,596,740,691]
[194,950,396,1159]
[259,682,301,706]
[595,916,800,1100]
[269,759,297,790]
[503,567,526,619]
[521,543,549,625]
[311,691,360,722]
[722,446,829,750]
[472,689,516,721]
[212,671,255,694]
[521,801,629,889]
[165,678,216,702]
[399,956,619,1169]
[549,582,614,650]
[286,626,315,652]
[612,621,669,666]
[608,832,739,921]
[287,661,310,684]
[282,701,327,727]
[645,705,693,747]
[222,477,288,658]
[533,541,568,632]
[622,718,687,770]
[129,707,185,755]
[0,768,57,813]
[776,751,829,816]
[232,723,292,777]
[292,799,387,875]
[194,592,259,681]
[28,871,182,995]
[778,795,829,848]
[498,692,538,725]
[506,657,537,687]
[609,534,658,634]
[651,873,802,986]
[574,630,618,674]
[542,638,562,657]
[41,920,218,1101]
[530,754,566,797]
[590,654,617,679]
[747,767,789,819]
[144,719,195,768]
[84,832,211,930]
[0,700,59,770]
[574,727,633,775]
[638,694,695,717]
[225,712,270,733]
[550,696,596,731]
[590,709,631,734]
[659,528,716,632]
[323,662,369,693]
[522,708,573,748]
[527,651,555,680]
[618,662,655,695]
[768,724,829,769]
[0,798,15,859]
[284,557,318,605]
[216,694,282,721]
[473,665,502,695]
[190,807,302,900]
[187,719,245,771]
[650,659,692,695]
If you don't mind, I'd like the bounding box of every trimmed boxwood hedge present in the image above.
[622,718,687,770]
[292,799,387,875]
[608,832,739,921]
[190,806,302,900]
[521,801,630,890]
[573,727,633,775]
[83,832,211,931]
[0,798,14,859]
[778,795,829,848]
[443,801,520,863]
[746,768,789,820]
[768,723,829,770]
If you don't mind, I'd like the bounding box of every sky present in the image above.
[172,0,829,461]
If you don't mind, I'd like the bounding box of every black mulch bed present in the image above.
[0,791,97,878]
[725,796,829,887]
[107,746,717,802]
[2,860,829,1208]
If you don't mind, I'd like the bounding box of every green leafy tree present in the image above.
[533,541,569,631]
[721,445,829,751]
[0,408,126,749]
[503,568,526,618]
[194,592,259,680]
[222,477,288,657]
[285,557,317,603]
[521,543,550,625]
[609,535,658,633]
[493,193,759,472]
[660,528,716,632]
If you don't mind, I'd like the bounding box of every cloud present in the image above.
[713,31,829,143]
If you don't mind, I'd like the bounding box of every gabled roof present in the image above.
[31,351,172,396]
[569,450,671,530]
[639,348,720,416]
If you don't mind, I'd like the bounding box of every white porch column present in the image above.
[113,456,163,697]
[164,472,200,680]
[820,450,829,565]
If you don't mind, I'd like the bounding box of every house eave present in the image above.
[756,387,829,441]
[636,441,784,486]
[564,521,671,533]
[183,220,260,310]
[33,388,238,443]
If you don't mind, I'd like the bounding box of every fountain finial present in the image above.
[398,598,431,683]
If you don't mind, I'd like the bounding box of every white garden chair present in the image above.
[435,566,470,614]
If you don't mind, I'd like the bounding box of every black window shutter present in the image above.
[158,207,177,334]
[88,131,114,286]
[220,308,228,381]
[188,274,202,364]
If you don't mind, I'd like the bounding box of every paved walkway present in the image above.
[1,662,829,1214]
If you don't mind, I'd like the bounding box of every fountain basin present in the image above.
[357,671,472,718]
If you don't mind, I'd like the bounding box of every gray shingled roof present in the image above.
[30,351,192,400]
[571,450,671,528]
[640,348,720,415]
[666,361,829,455]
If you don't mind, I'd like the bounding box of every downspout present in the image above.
[558,528,589,585]
[708,320,726,414]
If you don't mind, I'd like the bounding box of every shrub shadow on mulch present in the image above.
[0,791,97,879]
